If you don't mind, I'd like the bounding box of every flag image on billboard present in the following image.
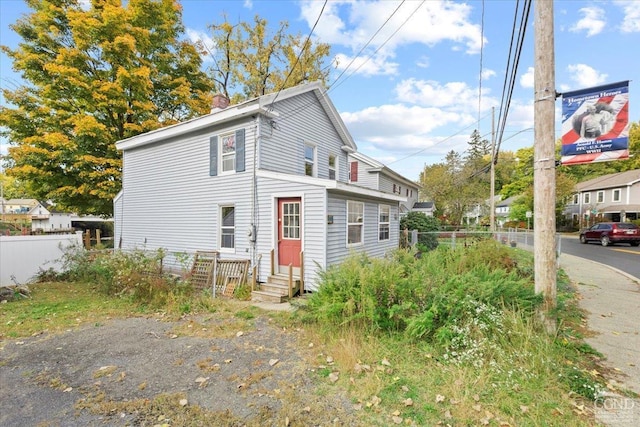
[561,81,629,165]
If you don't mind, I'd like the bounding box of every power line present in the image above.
[269,0,328,107]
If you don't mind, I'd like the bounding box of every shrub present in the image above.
[400,212,440,251]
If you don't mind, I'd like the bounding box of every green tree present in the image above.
[204,15,332,103]
[0,0,213,215]
[400,211,440,251]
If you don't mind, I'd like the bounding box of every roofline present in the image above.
[256,169,406,202]
[116,101,269,151]
[350,152,419,189]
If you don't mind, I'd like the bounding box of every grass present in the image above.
[0,242,612,425]
[0,281,135,340]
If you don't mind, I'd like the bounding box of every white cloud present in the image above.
[520,67,534,89]
[481,69,496,81]
[566,64,608,89]
[185,28,216,63]
[333,52,398,77]
[394,78,498,114]
[615,0,640,33]
[569,7,606,37]
[300,0,483,77]
[341,103,475,152]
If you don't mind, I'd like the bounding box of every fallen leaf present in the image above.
[404,398,414,406]
[236,331,244,337]
[520,405,529,413]
[179,399,188,406]
[444,410,452,419]
[435,394,445,403]
[473,394,480,402]
[392,415,403,424]
[401,385,409,392]
[473,404,482,412]
[393,410,401,416]
[269,359,279,366]
[329,372,339,383]
[63,387,73,393]
[326,356,334,364]
[381,358,391,366]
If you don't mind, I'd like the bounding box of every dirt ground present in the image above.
[0,309,361,427]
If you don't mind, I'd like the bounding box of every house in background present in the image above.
[412,201,436,217]
[30,203,73,232]
[347,151,420,216]
[495,195,520,228]
[564,169,640,227]
[114,82,411,296]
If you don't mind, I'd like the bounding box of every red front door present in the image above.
[278,198,301,269]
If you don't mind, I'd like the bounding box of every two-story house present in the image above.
[564,169,640,227]
[347,151,419,216]
[114,82,410,293]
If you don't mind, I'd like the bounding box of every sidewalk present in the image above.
[558,251,640,425]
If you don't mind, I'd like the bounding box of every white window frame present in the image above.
[220,132,236,174]
[612,188,621,202]
[572,194,579,205]
[328,153,337,180]
[304,143,316,177]
[378,205,390,241]
[347,200,364,246]
[583,193,590,204]
[220,205,235,252]
[596,190,604,203]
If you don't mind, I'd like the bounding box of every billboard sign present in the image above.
[561,81,629,165]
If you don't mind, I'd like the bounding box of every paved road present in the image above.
[560,234,640,279]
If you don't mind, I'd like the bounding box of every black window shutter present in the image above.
[235,128,245,172]
[209,136,218,176]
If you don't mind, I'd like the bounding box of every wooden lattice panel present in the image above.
[188,251,219,290]
[215,259,250,297]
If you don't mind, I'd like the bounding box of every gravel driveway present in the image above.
[0,312,359,426]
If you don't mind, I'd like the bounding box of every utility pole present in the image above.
[490,107,496,232]
[534,0,557,321]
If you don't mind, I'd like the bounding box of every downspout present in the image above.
[251,115,259,272]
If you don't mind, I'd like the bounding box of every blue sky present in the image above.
[1,0,639,181]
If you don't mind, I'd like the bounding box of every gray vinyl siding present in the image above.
[252,176,327,291]
[260,93,348,182]
[326,193,399,267]
[355,161,379,190]
[117,120,256,272]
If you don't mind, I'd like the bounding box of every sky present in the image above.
[1,0,639,182]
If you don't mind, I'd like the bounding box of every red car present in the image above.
[579,222,640,247]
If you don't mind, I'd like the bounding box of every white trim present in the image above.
[271,194,305,270]
[378,204,390,242]
[596,190,605,203]
[612,188,622,202]
[219,204,236,253]
[346,200,364,247]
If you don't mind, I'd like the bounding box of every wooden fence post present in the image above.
[84,229,91,248]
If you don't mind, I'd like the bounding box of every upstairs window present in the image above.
[596,191,604,203]
[379,205,390,241]
[221,133,236,173]
[612,188,621,202]
[328,154,337,180]
[305,144,316,177]
[583,193,590,204]
[572,194,579,204]
[209,129,245,176]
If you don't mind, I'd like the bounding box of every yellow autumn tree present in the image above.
[0,0,213,215]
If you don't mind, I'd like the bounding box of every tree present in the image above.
[0,0,213,215]
[400,211,440,251]
[204,15,332,103]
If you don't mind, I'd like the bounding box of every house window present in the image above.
[221,133,236,173]
[304,143,316,177]
[583,193,590,204]
[572,194,579,204]
[347,201,364,245]
[328,154,337,180]
[220,205,235,250]
[379,205,390,241]
[596,191,604,203]
[612,189,621,202]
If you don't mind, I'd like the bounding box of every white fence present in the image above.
[0,232,83,287]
